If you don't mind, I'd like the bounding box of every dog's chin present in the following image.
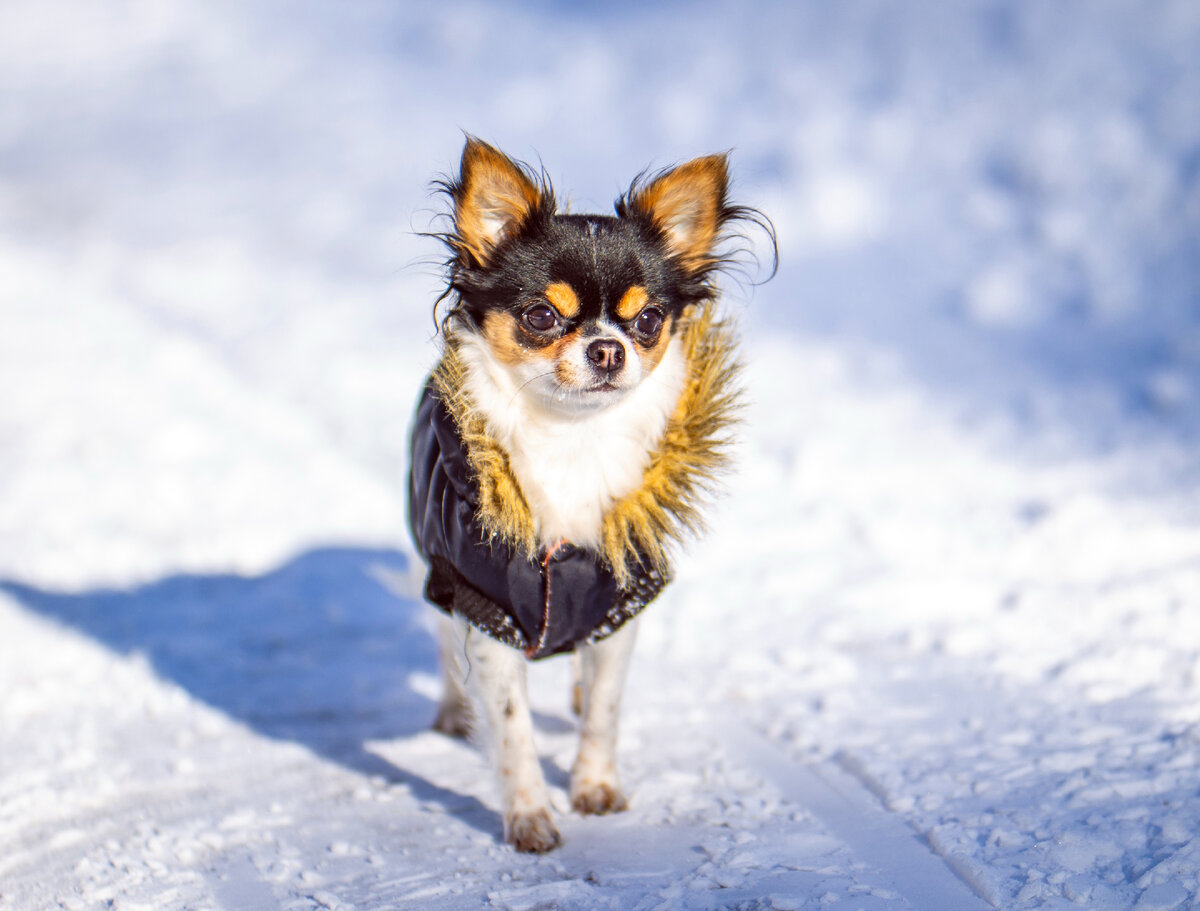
[523,375,637,416]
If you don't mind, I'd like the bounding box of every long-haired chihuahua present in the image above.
[408,137,771,851]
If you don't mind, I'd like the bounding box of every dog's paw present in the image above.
[431,697,472,739]
[505,808,562,853]
[570,780,628,815]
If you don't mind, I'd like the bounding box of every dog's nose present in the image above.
[586,338,625,373]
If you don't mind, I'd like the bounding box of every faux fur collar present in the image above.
[431,306,742,588]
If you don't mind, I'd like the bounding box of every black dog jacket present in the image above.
[407,379,667,659]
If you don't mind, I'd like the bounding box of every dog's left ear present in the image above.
[624,155,729,272]
[454,137,543,266]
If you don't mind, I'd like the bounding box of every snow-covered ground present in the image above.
[3,2,1200,908]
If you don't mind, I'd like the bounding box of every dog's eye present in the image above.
[634,308,664,338]
[523,304,558,332]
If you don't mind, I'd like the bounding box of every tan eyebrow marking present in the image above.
[616,285,649,322]
[544,281,580,319]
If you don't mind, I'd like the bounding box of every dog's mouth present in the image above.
[548,378,630,411]
[542,376,627,405]
[581,379,626,395]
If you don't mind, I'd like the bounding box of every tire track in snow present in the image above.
[724,721,996,910]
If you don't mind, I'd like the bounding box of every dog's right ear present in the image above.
[453,138,543,266]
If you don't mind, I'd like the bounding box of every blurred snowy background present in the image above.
[3,2,1200,909]
[2,0,1199,583]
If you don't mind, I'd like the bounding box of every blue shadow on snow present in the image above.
[0,545,502,839]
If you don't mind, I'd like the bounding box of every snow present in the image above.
[3,1,1200,909]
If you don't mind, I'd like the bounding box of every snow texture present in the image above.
[2,1,1200,909]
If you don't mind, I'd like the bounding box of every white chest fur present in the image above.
[455,335,688,548]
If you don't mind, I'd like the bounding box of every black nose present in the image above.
[586,338,625,373]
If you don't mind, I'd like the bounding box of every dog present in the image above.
[408,137,768,852]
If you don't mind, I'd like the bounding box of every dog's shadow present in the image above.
[0,546,506,839]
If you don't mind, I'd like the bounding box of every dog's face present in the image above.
[443,139,731,413]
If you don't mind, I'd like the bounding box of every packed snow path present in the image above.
[4,329,1199,910]
[3,2,1200,909]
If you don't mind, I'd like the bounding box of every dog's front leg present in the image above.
[432,612,473,737]
[570,616,638,814]
[460,619,562,852]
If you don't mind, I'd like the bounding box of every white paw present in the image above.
[505,807,563,853]
[570,779,628,815]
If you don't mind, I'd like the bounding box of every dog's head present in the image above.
[436,138,755,414]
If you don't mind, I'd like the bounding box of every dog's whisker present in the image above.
[508,371,557,408]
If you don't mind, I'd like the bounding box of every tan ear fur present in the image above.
[628,155,728,271]
[455,139,542,265]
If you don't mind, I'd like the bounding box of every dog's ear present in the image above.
[624,155,729,272]
[454,138,543,266]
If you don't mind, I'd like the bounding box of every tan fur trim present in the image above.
[431,355,539,559]
[433,306,742,585]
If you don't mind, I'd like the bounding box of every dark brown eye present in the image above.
[634,308,664,337]
[524,304,558,332]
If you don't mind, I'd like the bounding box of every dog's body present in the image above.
[408,138,762,851]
